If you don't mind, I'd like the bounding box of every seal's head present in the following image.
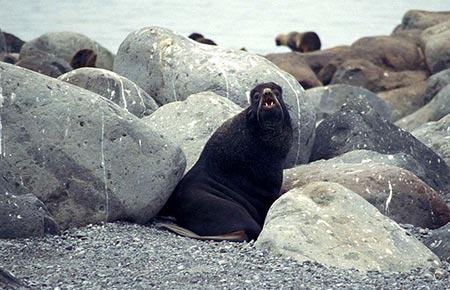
[248,82,289,131]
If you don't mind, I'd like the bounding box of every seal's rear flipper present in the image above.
[155,221,249,242]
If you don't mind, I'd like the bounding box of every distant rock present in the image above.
[424,222,450,262]
[256,182,441,272]
[144,92,241,171]
[318,35,427,84]
[311,96,450,199]
[412,113,450,179]
[422,68,450,104]
[377,81,427,121]
[114,26,316,167]
[330,58,427,93]
[283,159,450,229]
[420,20,450,74]
[305,84,390,122]
[395,84,450,131]
[394,10,450,31]
[0,29,6,54]
[58,68,159,118]
[0,62,185,230]
[265,53,322,89]
[20,31,114,70]
[15,48,72,78]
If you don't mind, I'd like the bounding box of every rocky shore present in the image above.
[1,9,450,289]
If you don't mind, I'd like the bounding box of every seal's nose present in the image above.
[263,88,272,97]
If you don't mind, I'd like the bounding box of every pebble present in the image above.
[1,222,449,290]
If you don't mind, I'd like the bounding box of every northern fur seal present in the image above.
[276,31,321,52]
[188,32,217,45]
[160,82,293,241]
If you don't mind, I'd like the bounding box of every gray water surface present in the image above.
[1,0,449,54]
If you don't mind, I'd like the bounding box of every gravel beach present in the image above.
[1,222,449,290]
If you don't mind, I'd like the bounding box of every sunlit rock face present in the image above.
[144,92,242,172]
[114,26,316,167]
[0,62,185,230]
[257,182,441,272]
[58,67,159,118]
[310,96,450,202]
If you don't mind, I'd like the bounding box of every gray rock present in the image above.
[0,192,60,239]
[420,20,450,74]
[283,159,450,229]
[396,10,450,31]
[256,181,441,272]
[377,81,427,121]
[412,113,450,175]
[20,31,114,70]
[58,68,159,118]
[0,62,185,230]
[424,222,450,262]
[311,96,450,200]
[144,92,241,171]
[305,84,390,122]
[114,26,316,167]
[396,83,450,131]
[423,68,450,104]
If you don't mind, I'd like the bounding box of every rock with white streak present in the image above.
[0,62,185,230]
[114,26,316,167]
[58,68,159,118]
[256,181,441,272]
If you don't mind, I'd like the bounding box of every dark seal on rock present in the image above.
[275,31,321,52]
[188,32,217,45]
[160,82,293,241]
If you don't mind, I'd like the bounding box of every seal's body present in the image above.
[162,82,293,241]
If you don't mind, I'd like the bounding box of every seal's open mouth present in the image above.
[262,97,276,109]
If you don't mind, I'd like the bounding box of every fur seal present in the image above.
[160,82,293,241]
[70,48,97,69]
[276,31,321,52]
[188,32,217,45]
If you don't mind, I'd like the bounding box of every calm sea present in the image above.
[1,0,449,55]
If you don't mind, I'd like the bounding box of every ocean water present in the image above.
[1,0,449,55]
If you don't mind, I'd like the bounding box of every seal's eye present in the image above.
[273,90,281,97]
[253,92,260,101]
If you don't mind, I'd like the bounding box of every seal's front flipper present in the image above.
[155,221,249,242]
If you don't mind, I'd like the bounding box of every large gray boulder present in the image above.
[305,84,390,122]
[420,20,450,74]
[58,68,159,118]
[114,26,316,166]
[283,159,450,229]
[0,62,185,230]
[396,83,450,131]
[144,92,241,171]
[20,31,114,70]
[256,182,441,272]
[311,96,450,199]
[412,113,450,172]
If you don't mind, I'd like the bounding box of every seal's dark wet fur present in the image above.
[161,82,293,241]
